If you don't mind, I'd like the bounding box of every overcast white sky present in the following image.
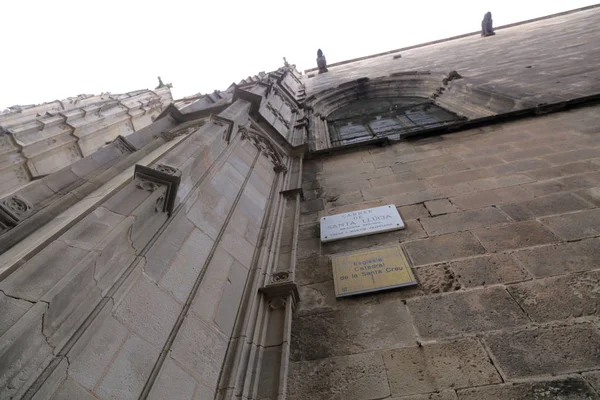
[1,0,597,110]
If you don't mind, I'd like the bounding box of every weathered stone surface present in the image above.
[158,228,214,303]
[419,207,509,236]
[513,238,600,278]
[69,315,129,391]
[0,241,88,302]
[0,292,32,337]
[583,371,600,393]
[214,261,248,337]
[96,335,160,400]
[298,222,320,240]
[457,376,599,400]
[473,221,558,252]
[301,198,325,214]
[484,323,600,379]
[362,179,431,201]
[287,352,390,400]
[291,298,415,361]
[398,204,430,220]
[392,391,457,400]
[508,271,600,322]
[424,199,458,216]
[540,209,600,240]
[383,339,501,396]
[52,377,98,400]
[408,287,528,338]
[498,193,591,221]
[321,219,426,255]
[543,148,600,165]
[451,254,529,287]
[170,313,228,389]
[187,197,226,240]
[295,255,331,286]
[527,161,598,180]
[403,232,486,266]
[415,264,461,294]
[115,274,181,346]
[148,358,197,400]
[191,247,233,323]
[60,207,125,250]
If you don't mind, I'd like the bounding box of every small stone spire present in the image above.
[316,49,328,73]
[481,12,495,37]
[156,76,173,89]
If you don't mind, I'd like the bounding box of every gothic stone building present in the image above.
[1,6,600,400]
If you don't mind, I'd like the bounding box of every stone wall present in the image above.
[289,104,600,399]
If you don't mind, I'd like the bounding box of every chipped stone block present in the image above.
[457,375,598,400]
[473,221,558,252]
[414,264,461,294]
[508,270,600,322]
[291,298,415,361]
[287,352,390,400]
[114,274,181,346]
[147,358,197,400]
[408,287,528,338]
[484,323,600,379]
[403,232,486,266]
[419,207,509,236]
[383,339,500,396]
[96,334,160,400]
[451,254,529,287]
[540,208,600,241]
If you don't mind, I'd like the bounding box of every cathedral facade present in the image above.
[1,6,600,400]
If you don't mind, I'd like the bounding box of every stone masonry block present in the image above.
[291,298,415,361]
[96,334,160,400]
[287,352,390,400]
[540,209,600,240]
[0,241,88,302]
[484,323,600,379]
[457,376,599,400]
[451,254,529,287]
[52,377,97,400]
[362,180,431,201]
[115,274,181,346]
[0,292,32,337]
[191,246,234,323]
[472,221,558,252]
[513,238,600,278]
[398,204,430,220]
[583,371,600,393]
[170,313,228,389]
[508,270,600,323]
[419,207,509,236]
[498,192,592,221]
[214,260,248,337]
[543,148,600,165]
[391,391,457,400]
[60,207,125,250]
[295,255,332,286]
[69,315,128,391]
[403,232,486,266]
[408,286,528,338]
[527,161,599,180]
[158,228,214,303]
[383,339,501,396]
[424,199,457,216]
[148,358,197,400]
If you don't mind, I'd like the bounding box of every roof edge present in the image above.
[304,4,600,74]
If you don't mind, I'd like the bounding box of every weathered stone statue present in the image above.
[317,49,328,73]
[156,76,173,89]
[482,12,495,37]
[283,57,290,67]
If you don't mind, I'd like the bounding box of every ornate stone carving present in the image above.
[154,164,179,176]
[271,271,290,283]
[113,136,136,154]
[239,126,288,173]
[442,71,462,86]
[482,12,495,37]
[268,298,287,310]
[156,76,173,89]
[317,49,328,73]
[135,178,159,192]
[155,195,166,212]
[1,196,31,217]
[160,131,179,142]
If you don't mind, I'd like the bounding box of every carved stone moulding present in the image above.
[209,114,234,143]
[133,164,181,215]
[112,135,137,154]
[238,126,288,173]
[259,270,299,310]
[0,195,32,224]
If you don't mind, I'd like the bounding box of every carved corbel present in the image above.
[0,195,32,224]
[112,135,137,154]
[259,271,300,310]
[209,114,234,143]
[133,164,181,215]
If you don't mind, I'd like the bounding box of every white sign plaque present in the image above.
[320,204,405,243]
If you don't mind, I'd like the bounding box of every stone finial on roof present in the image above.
[317,49,328,74]
[283,57,290,67]
[482,12,495,37]
[156,76,173,89]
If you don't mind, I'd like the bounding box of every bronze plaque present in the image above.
[331,245,417,297]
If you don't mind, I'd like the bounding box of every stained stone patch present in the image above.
[408,287,528,338]
[383,339,501,396]
[419,207,509,236]
[484,323,600,379]
[472,221,558,252]
[457,376,599,400]
[451,254,530,287]
[287,352,390,400]
[403,231,486,266]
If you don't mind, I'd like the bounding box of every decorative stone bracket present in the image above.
[210,114,235,143]
[0,195,32,225]
[259,271,300,309]
[133,164,181,215]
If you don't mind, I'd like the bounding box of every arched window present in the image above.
[327,97,460,146]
